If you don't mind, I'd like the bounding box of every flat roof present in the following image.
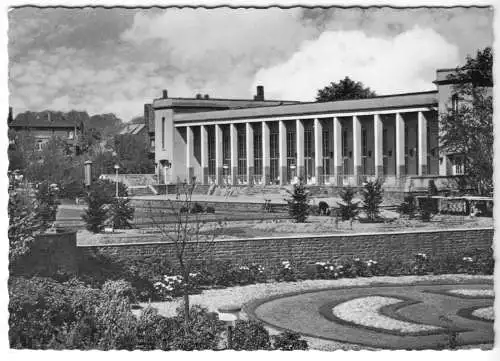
[153,97,300,110]
[174,91,438,123]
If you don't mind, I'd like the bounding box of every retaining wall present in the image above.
[79,228,493,276]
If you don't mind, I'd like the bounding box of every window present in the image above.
[254,126,262,176]
[237,126,246,176]
[362,127,367,157]
[342,129,348,157]
[161,117,165,149]
[383,128,388,155]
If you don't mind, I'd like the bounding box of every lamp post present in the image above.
[114,164,120,198]
[217,305,241,349]
[223,164,229,185]
[290,164,296,184]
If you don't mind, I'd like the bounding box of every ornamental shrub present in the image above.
[398,194,417,218]
[230,320,271,350]
[418,196,436,222]
[272,331,309,350]
[276,260,297,282]
[428,179,438,195]
[205,206,215,214]
[285,178,310,223]
[35,181,60,224]
[337,187,360,222]
[190,202,205,214]
[361,178,384,221]
[318,201,330,215]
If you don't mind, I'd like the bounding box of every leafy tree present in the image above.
[285,178,310,223]
[316,76,376,102]
[337,187,360,222]
[35,181,60,224]
[148,182,223,335]
[114,134,155,174]
[361,178,384,221]
[440,47,493,195]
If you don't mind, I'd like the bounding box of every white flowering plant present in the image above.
[412,253,430,275]
[154,272,203,300]
[277,260,297,282]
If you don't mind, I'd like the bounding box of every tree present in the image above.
[148,182,223,335]
[337,187,360,224]
[361,179,384,221]
[316,77,376,102]
[109,198,135,229]
[285,178,310,223]
[440,47,493,195]
[114,134,155,174]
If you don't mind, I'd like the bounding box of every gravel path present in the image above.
[138,274,493,351]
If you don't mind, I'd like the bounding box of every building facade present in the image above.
[149,69,478,187]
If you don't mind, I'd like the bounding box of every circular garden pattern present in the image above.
[245,282,494,350]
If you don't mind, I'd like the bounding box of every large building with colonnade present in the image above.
[144,68,467,188]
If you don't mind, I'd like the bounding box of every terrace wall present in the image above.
[79,228,493,276]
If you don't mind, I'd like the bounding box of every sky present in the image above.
[8,6,494,122]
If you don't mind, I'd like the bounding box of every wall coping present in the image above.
[78,227,494,248]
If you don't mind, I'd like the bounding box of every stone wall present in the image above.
[78,228,493,276]
[130,199,288,213]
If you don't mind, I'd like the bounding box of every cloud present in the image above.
[252,26,460,101]
[8,7,492,122]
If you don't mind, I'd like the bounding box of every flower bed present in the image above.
[447,289,494,298]
[471,306,494,321]
[331,296,443,334]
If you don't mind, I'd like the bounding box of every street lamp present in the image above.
[114,164,120,198]
[223,164,229,185]
[217,305,241,349]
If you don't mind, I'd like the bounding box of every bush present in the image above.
[205,206,215,214]
[418,196,436,222]
[190,202,205,214]
[286,178,310,223]
[428,180,438,195]
[361,178,384,221]
[318,201,329,215]
[337,187,360,222]
[35,181,60,224]
[399,194,417,218]
[272,331,308,350]
[276,260,297,282]
[231,320,271,350]
[308,204,320,216]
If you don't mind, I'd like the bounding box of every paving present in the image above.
[244,282,494,350]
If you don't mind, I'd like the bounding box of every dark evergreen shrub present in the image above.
[205,206,215,213]
[109,198,134,229]
[418,196,436,222]
[428,179,438,195]
[285,178,310,223]
[361,178,384,221]
[337,187,360,221]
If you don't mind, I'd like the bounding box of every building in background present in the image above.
[8,110,81,151]
[147,67,491,188]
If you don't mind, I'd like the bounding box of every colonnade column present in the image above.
[395,113,405,178]
[200,125,209,185]
[418,111,428,176]
[262,122,270,184]
[230,123,237,185]
[215,124,223,185]
[278,120,287,185]
[333,116,343,185]
[296,119,305,179]
[374,114,384,179]
[246,123,254,185]
[186,126,194,183]
[352,115,362,184]
[314,118,323,184]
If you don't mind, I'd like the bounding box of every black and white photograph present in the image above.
[4,0,496,354]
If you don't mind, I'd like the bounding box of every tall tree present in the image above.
[316,77,376,102]
[440,47,493,195]
[114,134,155,174]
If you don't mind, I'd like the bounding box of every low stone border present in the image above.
[424,288,495,300]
